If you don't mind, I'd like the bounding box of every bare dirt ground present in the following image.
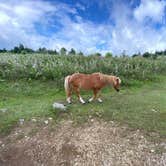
[0,119,166,166]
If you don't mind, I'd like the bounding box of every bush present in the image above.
[0,53,166,89]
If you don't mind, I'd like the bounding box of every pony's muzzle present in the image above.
[116,89,120,92]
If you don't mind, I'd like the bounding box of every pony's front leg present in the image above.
[75,88,85,104]
[88,89,98,102]
[97,90,103,103]
[90,89,102,103]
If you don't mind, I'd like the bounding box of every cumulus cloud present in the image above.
[0,0,166,55]
[108,0,166,55]
[134,0,166,23]
[0,0,112,54]
[47,18,112,54]
[0,0,56,49]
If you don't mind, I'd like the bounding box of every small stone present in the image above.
[75,162,79,166]
[1,144,5,147]
[0,108,8,113]
[151,109,157,112]
[150,149,155,153]
[44,120,49,125]
[89,115,92,119]
[31,118,37,122]
[19,119,24,125]
[48,117,53,121]
[52,102,66,110]
[25,136,30,140]
[91,119,94,122]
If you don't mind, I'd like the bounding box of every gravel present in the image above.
[0,119,165,166]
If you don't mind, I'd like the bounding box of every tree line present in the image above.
[0,44,166,58]
[0,44,112,57]
[0,44,80,55]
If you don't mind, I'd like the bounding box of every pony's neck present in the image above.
[102,74,114,86]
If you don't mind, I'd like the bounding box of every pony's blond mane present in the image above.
[98,73,114,85]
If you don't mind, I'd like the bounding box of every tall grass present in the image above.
[0,53,166,88]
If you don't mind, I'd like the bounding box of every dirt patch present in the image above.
[0,119,166,166]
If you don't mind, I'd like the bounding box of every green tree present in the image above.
[0,48,7,53]
[54,49,58,55]
[19,44,24,51]
[37,47,47,53]
[68,48,76,55]
[24,47,34,54]
[132,54,139,58]
[60,47,67,55]
[105,52,112,58]
[121,50,127,57]
[94,52,102,57]
[143,52,151,58]
[164,50,166,56]
[78,51,84,56]
[47,49,58,55]
[12,46,20,53]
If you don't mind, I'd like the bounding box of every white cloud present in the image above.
[0,11,10,24]
[0,0,166,55]
[0,0,56,49]
[76,3,86,11]
[106,0,166,55]
[0,0,113,54]
[46,19,112,54]
[134,0,166,23]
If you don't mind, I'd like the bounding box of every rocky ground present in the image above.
[0,118,166,166]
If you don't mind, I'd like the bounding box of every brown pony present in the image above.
[64,72,121,104]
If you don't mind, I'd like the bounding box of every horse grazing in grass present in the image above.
[64,72,121,104]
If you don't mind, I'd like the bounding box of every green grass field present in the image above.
[0,76,166,139]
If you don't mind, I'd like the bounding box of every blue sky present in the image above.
[0,0,166,55]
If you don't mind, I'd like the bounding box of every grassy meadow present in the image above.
[0,53,166,140]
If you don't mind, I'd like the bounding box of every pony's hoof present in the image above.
[67,100,72,104]
[67,98,72,104]
[79,97,86,104]
[88,98,93,102]
[98,98,103,103]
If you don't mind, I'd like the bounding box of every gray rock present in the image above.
[19,118,24,125]
[44,120,49,125]
[48,117,53,121]
[31,118,37,122]
[52,102,67,110]
[0,108,8,113]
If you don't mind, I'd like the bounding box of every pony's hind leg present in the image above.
[66,89,72,104]
[75,88,85,104]
[64,75,72,104]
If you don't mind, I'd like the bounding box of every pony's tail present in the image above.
[64,75,71,94]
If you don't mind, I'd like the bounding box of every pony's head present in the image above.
[112,76,121,92]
